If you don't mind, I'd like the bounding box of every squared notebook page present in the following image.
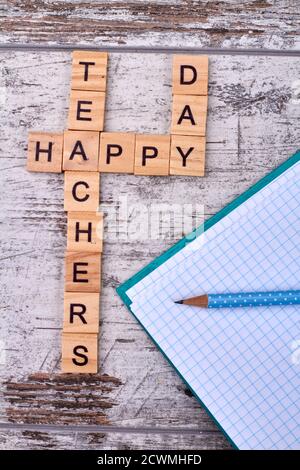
[126,160,300,450]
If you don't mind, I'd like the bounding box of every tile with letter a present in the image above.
[64,171,100,212]
[63,292,100,334]
[171,95,208,136]
[27,132,63,173]
[61,333,98,373]
[99,132,135,173]
[65,251,101,293]
[68,89,105,131]
[170,135,206,176]
[71,50,108,92]
[172,55,208,96]
[67,212,104,252]
[63,130,100,171]
[134,134,170,176]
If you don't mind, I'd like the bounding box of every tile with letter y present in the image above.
[63,130,100,171]
[67,212,104,252]
[68,89,105,131]
[64,171,100,212]
[134,134,170,176]
[171,95,208,136]
[71,50,108,92]
[27,132,63,173]
[63,292,100,334]
[65,251,101,293]
[61,333,98,373]
[170,135,206,176]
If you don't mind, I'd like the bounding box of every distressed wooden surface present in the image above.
[0,0,299,50]
[0,48,299,450]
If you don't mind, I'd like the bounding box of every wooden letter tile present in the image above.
[61,333,98,373]
[63,292,100,333]
[64,171,100,212]
[134,134,170,176]
[71,50,108,92]
[99,132,135,173]
[172,55,208,95]
[27,132,63,173]
[67,212,104,252]
[171,95,208,136]
[63,130,100,171]
[65,251,101,293]
[170,135,205,176]
[68,89,105,131]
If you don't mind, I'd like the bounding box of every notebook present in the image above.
[117,151,300,450]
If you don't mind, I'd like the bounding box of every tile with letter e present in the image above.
[63,130,100,171]
[65,251,101,293]
[171,94,208,136]
[172,55,208,96]
[99,132,135,174]
[67,212,104,252]
[68,89,105,131]
[27,132,63,173]
[64,171,100,212]
[134,134,170,176]
[170,135,205,176]
[71,50,108,92]
[61,332,98,373]
[63,292,100,334]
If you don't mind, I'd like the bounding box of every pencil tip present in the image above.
[174,300,183,304]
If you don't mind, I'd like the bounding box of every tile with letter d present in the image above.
[63,292,100,334]
[170,135,206,176]
[134,134,170,176]
[67,212,104,252]
[61,333,98,373]
[68,89,105,131]
[172,55,208,96]
[99,132,135,173]
[71,50,108,92]
[27,132,63,173]
[63,130,100,171]
[171,94,208,136]
[64,171,100,212]
[65,251,101,293]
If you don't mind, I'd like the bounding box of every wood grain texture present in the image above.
[0,50,299,450]
[0,1,299,50]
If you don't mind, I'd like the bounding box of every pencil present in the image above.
[174,290,300,309]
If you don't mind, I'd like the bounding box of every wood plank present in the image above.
[0,51,299,448]
[0,1,299,50]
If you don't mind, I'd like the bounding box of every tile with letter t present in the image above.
[134,134,170,176]
[172,55,208,96]
[64,171,100,212]
[61,333,98,373]
[171,94,208,136]
[99,132,135,173]
[68,89,105,131]
[67,212,104,252]
[27,132,63,173]
[63,130,100,171]
[71,50,108,92]
[65,251,101,293]
[170,135,206,176]
[63,292,100,334]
